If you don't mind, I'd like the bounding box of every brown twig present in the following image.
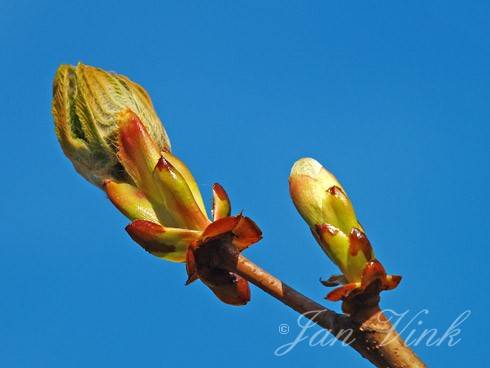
[223,254,426,368]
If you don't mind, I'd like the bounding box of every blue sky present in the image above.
[1,1,489,367]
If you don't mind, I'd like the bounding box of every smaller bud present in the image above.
[289,157,400,308]
[289,158,359,236]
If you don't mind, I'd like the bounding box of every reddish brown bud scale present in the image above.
[327,185,345,196]
[211,183,232,221]
[325,259,402,310]
[119,112,156,155]
[349,228,373,260]
[326,283,359,301]
[320,274,347,287]
[230,216,262,250]
[117,109,161,192]
[126,220,175,254]
[316,223,339,237]
[185,215,262,306]
[155,156,172,171]
[212,183,228,200]
[360,260,387,288]
[185,249,198,286]
[385,275,402,290]
[204,274,251,306]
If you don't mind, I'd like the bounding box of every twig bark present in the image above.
[224,254,426,368]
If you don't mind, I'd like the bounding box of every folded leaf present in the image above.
[53,63,170,188]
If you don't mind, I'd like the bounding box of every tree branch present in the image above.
[224,254,426,368]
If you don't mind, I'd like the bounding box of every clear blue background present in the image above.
[1,1,489,367]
